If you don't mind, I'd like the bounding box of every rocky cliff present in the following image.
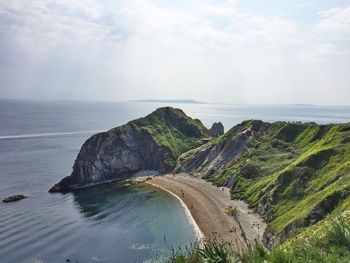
[49,107,221,192]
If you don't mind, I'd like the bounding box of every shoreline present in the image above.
[144,174,266,250]
[147,181,205,240]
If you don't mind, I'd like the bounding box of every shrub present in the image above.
[324,217,350,248]
[199,242,231,263]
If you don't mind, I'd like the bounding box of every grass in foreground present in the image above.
[168,215,350,263]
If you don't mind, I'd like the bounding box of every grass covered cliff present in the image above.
[50,107,217,192]
[128,107,210,166]
[176,120,350,250]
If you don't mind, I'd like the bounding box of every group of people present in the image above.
[171,173,195,210]
[180,189,194,210]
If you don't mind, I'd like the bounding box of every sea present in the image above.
[1,99,350,263]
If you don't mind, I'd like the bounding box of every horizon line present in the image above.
[0,97,350,107]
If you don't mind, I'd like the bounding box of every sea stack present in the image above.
[208,122,224,137]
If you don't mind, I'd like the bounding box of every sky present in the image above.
[0,0,349,105]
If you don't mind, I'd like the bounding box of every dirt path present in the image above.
[145,173,266,251]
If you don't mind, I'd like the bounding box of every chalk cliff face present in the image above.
[50,107,219,192]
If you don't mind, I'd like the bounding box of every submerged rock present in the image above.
[3,194,27,203]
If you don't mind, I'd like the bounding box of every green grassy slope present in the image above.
[274,212,350,263]
[207,120,350,243]
[128,107,209,166]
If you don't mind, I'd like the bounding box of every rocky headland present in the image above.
[50,107,350,252]
[49,107,223,192]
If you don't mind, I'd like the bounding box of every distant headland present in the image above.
[132,99,206,104]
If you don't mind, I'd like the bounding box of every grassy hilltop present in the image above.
[128,107,209,166]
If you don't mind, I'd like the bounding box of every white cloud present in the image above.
[108,0,302,61]
[318,6,350,34]
[0,0,349,105]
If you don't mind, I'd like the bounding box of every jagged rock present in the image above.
[256,184,278,217]
[3,194,27,203]
[223,176,236,188]
[208,122,224,137]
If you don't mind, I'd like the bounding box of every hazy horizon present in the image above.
[0,0,349,105]
[2,97,350,107]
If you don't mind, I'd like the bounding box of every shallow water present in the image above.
[0,99,349,263]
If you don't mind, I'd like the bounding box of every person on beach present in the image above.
[181,189,184,198]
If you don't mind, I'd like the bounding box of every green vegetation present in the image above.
[168,214,350,263]
[195,120,350,243]
[129,107,209,166]
[66,118,350,262]
[171,120,350,261]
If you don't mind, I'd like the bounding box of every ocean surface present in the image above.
[1,99,350,263]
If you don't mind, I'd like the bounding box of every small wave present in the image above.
[0,131,103,140]
[129,243,152,250]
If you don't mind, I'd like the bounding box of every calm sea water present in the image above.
[1,99,350,263]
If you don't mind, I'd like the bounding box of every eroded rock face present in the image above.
[49,125,171,192]
[176,129,252,176]
[208,122,224,137]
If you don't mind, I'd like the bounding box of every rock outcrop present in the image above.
[3,194,27,203]
[208,122,224,137]
[176,129,252,177]
[50,107,216,192]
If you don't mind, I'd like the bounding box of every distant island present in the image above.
[132,99,206,104]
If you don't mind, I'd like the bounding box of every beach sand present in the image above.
[146,173,266,251]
